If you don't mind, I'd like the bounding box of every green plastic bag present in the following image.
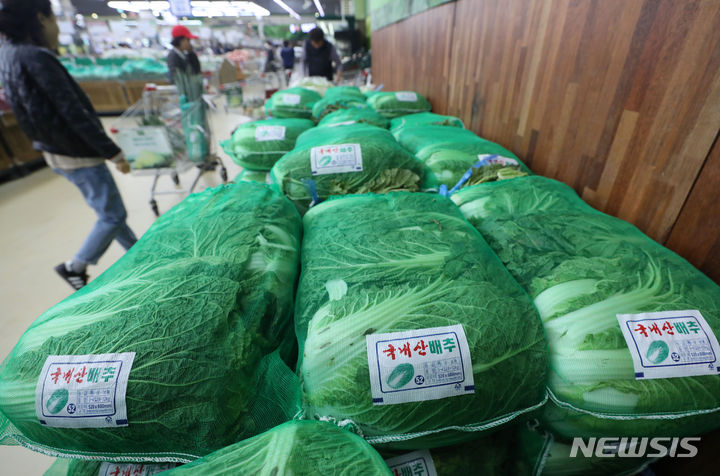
[316,107,390,129]
[452,176,720,439]
[265,87,321,119]
[234,169,269,184]
[270,124,433,214]
[180,99,207,163]
[311,96,368,120]
[0,183,302,462]
[296,192,548,448]
[367,91,432,118]
[389,112,464,133]
[220,118,314,171]
[323,86,366,102]
[160,420,393,475]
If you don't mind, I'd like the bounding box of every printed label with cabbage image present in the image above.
[617,310,720,379]
[35,352,135,428]
[366,325,474,405]
[254,125,286,142]
[395,92,418,102]
[385,449,438,476]
[310,143,363,175]
[281,94,301,105]
[98,462,177,476]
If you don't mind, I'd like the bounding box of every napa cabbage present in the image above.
[452,176,720,438]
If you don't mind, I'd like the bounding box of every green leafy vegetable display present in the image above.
[0,183,303,461]
[452,176,720,438]
[389,112,465,133]
[265,87,322,119]
[311,97,368,121]
[220,118,314,171]
[295,192,548,448]
[367,91,432,118]
[270,124,433,214]
[323,86,366,102]
[317,108,390,129]
[159,420,393,475]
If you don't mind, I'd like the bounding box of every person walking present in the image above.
[302,27,343,83]
[280,40,295,83]
[166,25,201,83]
[0,0,137,290]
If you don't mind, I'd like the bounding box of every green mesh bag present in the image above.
[234,169,269,184]
[295,192,548,448]
[317,107,390,129]
[44,459,178,476]
[380,424,552,476]
[452,176,720,439]
[265,87,321,119]
[389,112,464,133]
[159,420,393,475]
[220,118,315,171]
[270,124,434,214]
[0,183,303,462]
[311,97,368,121]
[323,86,366,102]
[367,91,432,118]
[426,150,531,189]
[394,126,485,154]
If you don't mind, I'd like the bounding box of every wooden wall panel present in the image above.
[371,1,456,114]
[373,0,720,280]
[666,134,720,283]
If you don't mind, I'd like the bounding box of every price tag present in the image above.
[395,92,418,102]
[255,125,286,141]
[385,450,438,476]
[281,94,301,105]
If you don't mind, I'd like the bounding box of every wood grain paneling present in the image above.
[373,0,720,281]
[666,134,720,283]
[372,1,456,114]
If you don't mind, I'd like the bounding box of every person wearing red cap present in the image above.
[167,25,201,83]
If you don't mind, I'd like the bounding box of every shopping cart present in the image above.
[111,83,227,216]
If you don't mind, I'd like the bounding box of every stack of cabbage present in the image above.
[367,91,432,118]
[311,86,368,120]
[295,192,548,448]
[270,123,432,214]
[0,183,302,461]
[221,118,314,171]
[394,124,531,190]
[317,107,390,129]
[452,176,720,439]
[265,87,321,119]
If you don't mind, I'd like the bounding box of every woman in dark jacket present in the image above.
[0,0,137,290]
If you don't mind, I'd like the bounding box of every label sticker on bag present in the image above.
[385,450,438,476]
[395,91,418,102]
[310,143,363,175]
[98,462,177,476]
[366,324,474,405]
[281,93,301,105]
[617,310,720,379]
[476,154,519,167]
[255,125,286,142]
[35,352,135,428]
[326,120,357,128]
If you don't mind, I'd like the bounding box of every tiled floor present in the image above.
[0,106,247,474]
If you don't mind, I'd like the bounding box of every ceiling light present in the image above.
[313,0,324,17]
[273,0,301,20]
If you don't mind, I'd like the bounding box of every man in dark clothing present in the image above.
[302,27,343,83]
[280,40,295,83]
[0,0,137,290]
[166,25,201,83]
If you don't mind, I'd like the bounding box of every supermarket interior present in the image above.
[0,0,719,475]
